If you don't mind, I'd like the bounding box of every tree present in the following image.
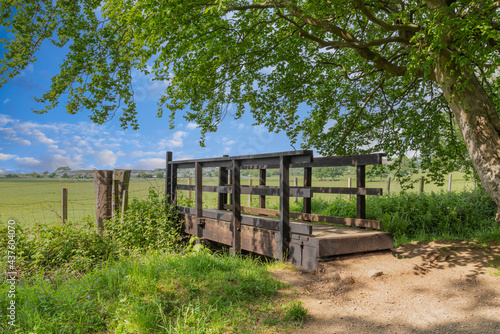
[2,1,500,220]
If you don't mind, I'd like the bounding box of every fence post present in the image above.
[93,170,113,232]
[386,176,391,195]
[231,159,241,255]
[278,155,290,262]
[218,156,229,210]
[121,190,128,225]
[166,151,172,204]
[347,177,352,200]
[419,176,424,194]
[303,167,312,215]
[448,173,453,193]
[188,177,192,200]
[113,169,131,217]
[248,179,253,206]
[62,188,67,224]
[356,166,366,219]
[195,162,203,240]
[259,169,267,209]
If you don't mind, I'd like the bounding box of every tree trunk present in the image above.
[434,59,500,221]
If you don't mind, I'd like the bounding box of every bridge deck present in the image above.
[179,209,393,271]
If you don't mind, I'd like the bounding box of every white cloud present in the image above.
[186,123,198,130]
[159,131,188,148]
[11,138,31,146]
[15,157,41,167]
[3,98,10,104]
[0,114,14,126]
[0,153,16,160]
[136,158,165,169]
[95,150,117,167]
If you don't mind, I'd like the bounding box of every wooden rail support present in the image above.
[113,169,131,217]
[278,155,290,261]
[231,160,241,255]
[356,165,366,219]
[195,162,203,240]
[166,151,172,204]
[259,169,266,208]
[218,167,228,210]
[303,167,312,215]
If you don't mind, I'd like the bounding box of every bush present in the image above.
[104,189,182,255]
[1,189,181,278]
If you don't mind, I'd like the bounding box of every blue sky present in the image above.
[0,40,301,173]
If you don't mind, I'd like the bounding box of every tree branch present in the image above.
[353,0,421,32]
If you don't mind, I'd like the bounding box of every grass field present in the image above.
[0,172,475,226]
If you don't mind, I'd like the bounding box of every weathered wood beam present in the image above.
[357,165,366,219]
[231,160,241,254]
[259,169,266,208]
[166,151,172,204]
[195,162,203,239]
[279,155,290,262]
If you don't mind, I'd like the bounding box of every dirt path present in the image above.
[271,240,500,334]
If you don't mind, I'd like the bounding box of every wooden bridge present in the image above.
[166,150,393,271]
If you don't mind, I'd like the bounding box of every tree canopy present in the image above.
[2,0,500,216]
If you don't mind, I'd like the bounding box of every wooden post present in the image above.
[347,177,352,200]
[294,177,298,203]
[113,169,131,217]
[419,176,424,194]
[218,167,228,210]
[62,188,68,224]
[278,155,290,261]
[195,162,203,239]
[356,165,366,219]
[259,169,266,209]
[231,159,241,255]
[93,170,113,232]
[448,173,453,192]
[166,151,173,204]
[228,169,233,205]
[171,163,178,205]
[188,178,192,200]
[248,179,253,207]
[303,167,312,214]
[386,176,391,195]
[120,190,128,225]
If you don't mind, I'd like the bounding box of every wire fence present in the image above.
[0,178,165,227]
[0,172,476,227]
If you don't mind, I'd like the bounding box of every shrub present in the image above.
[104,189,182,255]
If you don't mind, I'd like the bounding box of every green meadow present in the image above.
[0,171,475,226]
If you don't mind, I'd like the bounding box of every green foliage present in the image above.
[1,189,181,277]
[0,251,299,333]
[304,190,499,245]
[104,189,182,255]
[2,0,498,182]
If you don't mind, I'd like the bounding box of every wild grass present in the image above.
[0,251,299,333]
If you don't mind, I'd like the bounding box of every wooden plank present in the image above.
[259,169,266,208]
[232,160,241,254]
[279,155,290,261]
[357,165,366,219]
[238,206,382,229]
[178,184,232,193]
[311,186,382,196]
[177,207,313,234]
[242,186,312,198]
[241,153,386,169]
[317,232,393,257]
[195,162,203,239]
[166,151,172,204]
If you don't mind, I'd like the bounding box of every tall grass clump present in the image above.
[290,189,498,245]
